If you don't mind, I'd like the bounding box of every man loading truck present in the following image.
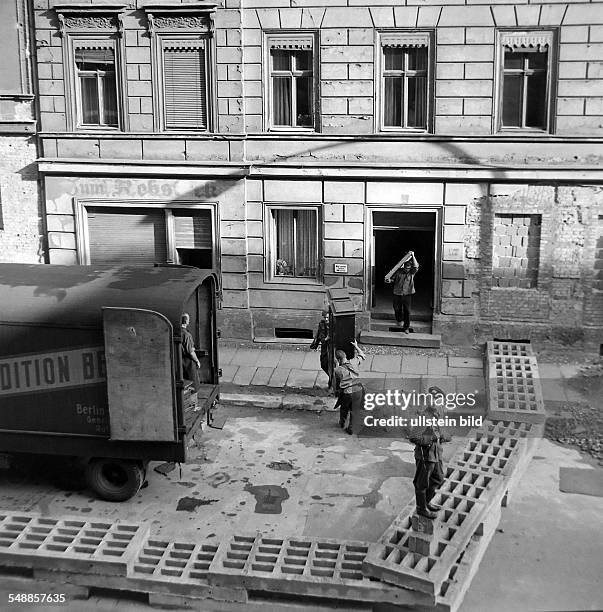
[0,264,220,501]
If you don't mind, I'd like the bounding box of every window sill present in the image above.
[268,126,316,133]
[265,276,322,286]
[491,286,539,291]
[497,128,551,135]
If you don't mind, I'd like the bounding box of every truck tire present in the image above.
[85,459,144,502]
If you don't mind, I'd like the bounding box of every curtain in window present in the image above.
[273,76,292,126]
[163,42,207,129]
[275,210,295,275]
[295,210,317,277]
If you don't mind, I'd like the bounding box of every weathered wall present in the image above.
[0,137,43,263]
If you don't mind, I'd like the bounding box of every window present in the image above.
[80,205,215,268]
[380,32,431,131]
[268,207,319,280]
[267,34,316,130]
[74,43,119,128]
[498,32,554,132]
[160,38,209,130]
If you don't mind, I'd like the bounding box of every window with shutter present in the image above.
[161,40,208,130]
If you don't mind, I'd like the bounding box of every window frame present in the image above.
[264,204,322,285]
[75,199,219,270]
[64,34,125,132]
[377,30,434,134]
[264,31,319,133]
[495,30,556,134]
[153,32,214,132]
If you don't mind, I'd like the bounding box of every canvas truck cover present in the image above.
[0,264,217,439]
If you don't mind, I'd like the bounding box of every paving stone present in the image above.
[231,349,261,367]
[277,351,306,369]
[455,376,485,396]
[251,367,273,386]
[427,357,448,376]
[301,351,321,370]
[448,357,483,370]
[267,368,290,389]
[286,369,318,389]
[401,355,429,375]
[371,354,402,373]
[218,347,236,366]
[254,350,283,368]
[232,366,257,386]
[420,376,457,395]
[220,365,239,384]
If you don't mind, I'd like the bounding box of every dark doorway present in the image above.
[371,211,436,322]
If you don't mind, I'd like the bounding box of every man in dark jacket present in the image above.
[408,397,451,518]
[385,251,419,333]
[311,309,331,385]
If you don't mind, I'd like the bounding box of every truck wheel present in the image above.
[85,459,144,502]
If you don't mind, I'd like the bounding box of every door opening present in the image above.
[371,210,437,322]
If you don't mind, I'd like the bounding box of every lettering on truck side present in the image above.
[0,347,106,396]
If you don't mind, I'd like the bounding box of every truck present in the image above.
[0,263,219,501]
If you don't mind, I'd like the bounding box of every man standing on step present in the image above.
[408,397,451,519]
[385,251,419,333]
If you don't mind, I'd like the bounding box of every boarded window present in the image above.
[492,214,541,288]
[162,41,208,129]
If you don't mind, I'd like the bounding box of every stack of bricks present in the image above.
[486,341,546,424]
[492,214,541,289]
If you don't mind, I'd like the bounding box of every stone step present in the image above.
[360,330,441,348]
[371,311,433,322]
[370,320,432,334]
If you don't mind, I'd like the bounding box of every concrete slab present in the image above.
[421,376,457,394]
[449,356,483,369]
[456,375,486,396]
[301,351,321,370]
[540,378,568,402]
[231,349,260,367]
[286,368,318,388]
[277,351,306,369]
[232,366,257,386]
[250,367,273,386]
[371,354,402,373]
[537,363,563,380]
[401,355,429,375]
[218,346,236,366]
[427,356,448,376]
[253,349,283,368]
[267,368,290,388]
[220,364,239,383]
[448,367,484,377]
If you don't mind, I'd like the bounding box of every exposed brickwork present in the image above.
[492,214,541,289]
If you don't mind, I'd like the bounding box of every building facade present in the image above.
[0,0,40,263]
[27,0,603,348]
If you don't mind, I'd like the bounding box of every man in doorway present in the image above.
[385,251,419,333]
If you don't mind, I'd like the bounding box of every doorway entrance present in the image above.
[370,210,438,324]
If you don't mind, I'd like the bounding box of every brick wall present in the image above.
[492,214,541,289]
[0,137,43,263]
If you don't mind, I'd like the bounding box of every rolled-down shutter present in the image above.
[163,41,207,129]
[173,210,212,249]
[87,208,167,265]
